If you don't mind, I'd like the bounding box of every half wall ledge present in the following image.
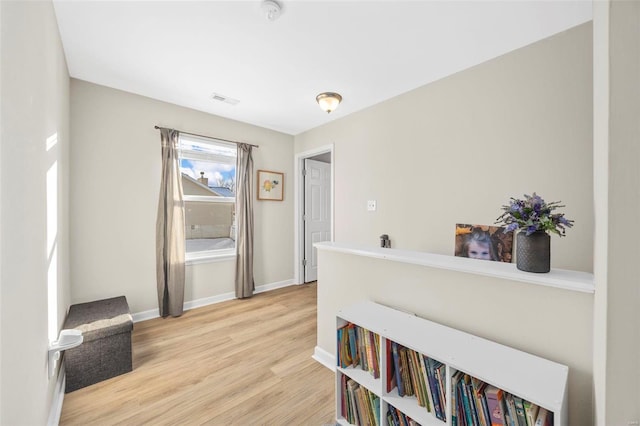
[314,241,594,294]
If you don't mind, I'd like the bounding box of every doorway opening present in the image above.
[294,145,334,284]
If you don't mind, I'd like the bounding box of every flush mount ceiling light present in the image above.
[261,0,282,21]
[316,92,342,114]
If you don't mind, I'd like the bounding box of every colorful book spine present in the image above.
[513,396,527,426]
[471,377,488,426]
[399,347,414,396]
[484,385,505,426]
[392,342,405,397]
[435,362,447,420]
[419,352,434,413]
[523,400,539,426]
[460,375,475,426]
[534,407,550,426]
[425,356,444,421]
[347,324,358,367]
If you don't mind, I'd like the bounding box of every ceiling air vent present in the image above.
[211,93,240,106]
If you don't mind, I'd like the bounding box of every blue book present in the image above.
[392,342,404,396]
[337,328,343,367]
[347,325,358,367]
[389,406,400,426]
[425,357,444,420]
[460,376,474,426]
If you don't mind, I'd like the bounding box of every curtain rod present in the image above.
[154,125,259,149]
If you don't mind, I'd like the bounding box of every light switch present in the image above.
[367,200,377,211]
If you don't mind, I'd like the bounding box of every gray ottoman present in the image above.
[63,296,133,393]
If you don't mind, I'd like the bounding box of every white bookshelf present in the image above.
[335,300,568,426]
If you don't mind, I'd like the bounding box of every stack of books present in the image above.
[340,375,381,426]
[386,404,420,426]
[451,372,553,426]
[388,341,447,422]
[337,323,381,378]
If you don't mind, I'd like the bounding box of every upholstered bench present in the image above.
[63,296,133,393]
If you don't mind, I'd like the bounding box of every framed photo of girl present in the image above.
[257,170,284,201]
[454,223,513,263]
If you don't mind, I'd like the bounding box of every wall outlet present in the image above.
[367,200,377,211]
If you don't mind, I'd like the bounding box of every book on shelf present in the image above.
[523,400,539,426]
[497,388,511,426]
[435,362,447,418]
[459,374,475,426]
[387,404,419,426]
[337,323,380,379]
[399,347,414,396]
[471,376,490,426]
[446,377,552,426]
[386,339,397,393]
[409,348,431,411]
[451,371,462,426]
[425,356,445,421]
[391,342,405,397]
[483,385,504,426]
[347,324,359,367]
[341,375,381,426]
[346,378,361,425]
[418,350,435,413]
[535,408,552,426]
[512,396,527,426]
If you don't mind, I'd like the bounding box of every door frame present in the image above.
[294,144,334,284]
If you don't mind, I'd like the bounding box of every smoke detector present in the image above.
[261,0,282,21]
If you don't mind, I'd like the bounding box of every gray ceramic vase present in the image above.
[516,231,550,273]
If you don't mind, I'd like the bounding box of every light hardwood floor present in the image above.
[60,283,335,425]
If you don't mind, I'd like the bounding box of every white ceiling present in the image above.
[52,1,592,136]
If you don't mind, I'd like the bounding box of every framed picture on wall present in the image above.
[257,170,284,201]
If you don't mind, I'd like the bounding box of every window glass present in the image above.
[179,134,236,257]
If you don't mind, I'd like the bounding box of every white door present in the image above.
[304,159,331,282]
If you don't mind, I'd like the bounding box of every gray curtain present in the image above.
[235,143,255,298]
[156,128,186,317]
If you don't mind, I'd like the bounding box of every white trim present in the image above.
[254,278,295,294]
[294,145,335,284]
[183,195,235,203]
[312,345,336,371]
[185,252,236,265]
[315,241,595,294]
[132,308,160,323]
[183,291,236,311]
[46,363,66,426]
[131,279,296,323]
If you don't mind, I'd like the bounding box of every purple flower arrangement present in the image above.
[496,193,574,237]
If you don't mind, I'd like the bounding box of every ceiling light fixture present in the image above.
[261,0,282,21]
[316,92,342,114]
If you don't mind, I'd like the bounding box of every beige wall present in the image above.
[593,1,640,424]
[301,21,595,425]
[296,23,594,273]
[70,80,294,314]
[0,1,71,423]
[318,249,594,425]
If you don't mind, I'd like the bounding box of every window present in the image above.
[179,134,236,261]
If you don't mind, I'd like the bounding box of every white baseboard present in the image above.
[312,345,336,371]
[47,363,66,426]
[132,279,296,323]
[183,290,236,311]
[132,308,160,323]
[254,278,295,294]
